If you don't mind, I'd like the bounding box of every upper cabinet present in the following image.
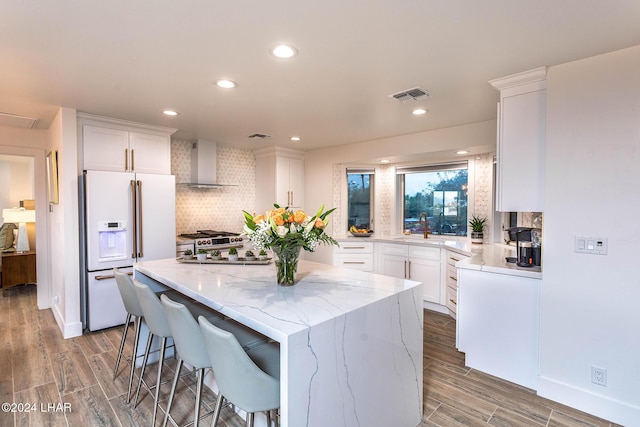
[78,113,177,175]
[489,67,546,212]
[254,147,305,213]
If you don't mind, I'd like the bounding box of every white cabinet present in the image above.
[333,241,374,272]
[255,147,304,212]
[457,268,540,390]
[276,156,304,208]
[79,113,175,174]
[490,67,546,212]
[377,243,441,303]
[444,250,469,319]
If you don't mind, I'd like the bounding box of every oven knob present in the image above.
[197,240,202,245]
[206,239,211,245]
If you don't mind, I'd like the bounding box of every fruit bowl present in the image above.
[350,230,374,237]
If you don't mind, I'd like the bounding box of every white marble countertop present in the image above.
[134,257,424,427]
[457,244,542,279]
[135,257,422,341]
[335,235,542,279]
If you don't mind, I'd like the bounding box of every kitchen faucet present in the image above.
[419,212,428,239]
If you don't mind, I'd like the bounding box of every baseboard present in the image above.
[51,303,83,339]
[538,375,640,426]
[423,301,449,315]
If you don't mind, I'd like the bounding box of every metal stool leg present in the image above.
[133,330,154,407]
[211,394,224,427]
[162,358,183,427]
[126,316,142,403]
[113,313,132,380]
[193,368,205,427]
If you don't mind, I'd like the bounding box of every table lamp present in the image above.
[2,207,36,252]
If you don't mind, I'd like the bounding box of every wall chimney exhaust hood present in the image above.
[177,140,237,188]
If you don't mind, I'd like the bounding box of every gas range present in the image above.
[177,230,244,252]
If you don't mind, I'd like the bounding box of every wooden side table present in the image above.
[1,250,36,296]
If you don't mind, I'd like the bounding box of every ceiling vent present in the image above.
[0,112,38,128]
[389,87,431,103]
[248,133,271,139]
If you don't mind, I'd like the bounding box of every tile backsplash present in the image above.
[172,139,255,234]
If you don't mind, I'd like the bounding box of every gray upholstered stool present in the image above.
[199,316,280,427]
[160,294,269,427]
[132,280,225,427]
[113,268,145,404]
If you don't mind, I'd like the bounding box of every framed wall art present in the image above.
[47,149,59,204]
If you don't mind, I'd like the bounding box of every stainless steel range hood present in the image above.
[177,140,236,188]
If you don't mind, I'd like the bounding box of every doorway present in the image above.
[0,149,49,309]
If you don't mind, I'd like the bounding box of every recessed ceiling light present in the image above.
[412,108,428,115]
[290,136,301,142]
[162,110,179,116]
[216,79,237,89]
[380,159,390,164]
[456,150,469,155]
[271,44,298,59]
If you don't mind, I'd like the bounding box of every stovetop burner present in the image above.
[197,230,239,237]
[179,230,240,239]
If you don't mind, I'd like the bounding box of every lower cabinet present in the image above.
[376,243,441,303]
[332,241,374,272]
[444,250,470,319]
[457,268,541,390]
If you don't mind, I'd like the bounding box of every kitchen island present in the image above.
[134,258,423,427]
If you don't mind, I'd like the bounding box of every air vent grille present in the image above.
[0,112,38,128]
[389,87,431,102]
[248,133,271,139]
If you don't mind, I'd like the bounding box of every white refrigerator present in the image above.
[80,170,176,331]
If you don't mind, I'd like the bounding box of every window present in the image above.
[347,168,374,230]
[398,162,468,236]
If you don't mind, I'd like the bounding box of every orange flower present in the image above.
[314,218,325,228]
[293,210,306,224]
[274,215,285,226]
[253,214,266,224]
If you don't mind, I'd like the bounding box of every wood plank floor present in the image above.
[0,284,622,427]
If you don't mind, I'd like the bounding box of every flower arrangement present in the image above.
[243,204,338,253]
[243,204,338,285]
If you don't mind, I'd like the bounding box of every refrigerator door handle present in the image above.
[131,179,137,258]
[137,179,143,258]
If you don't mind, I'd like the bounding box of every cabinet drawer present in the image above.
[378,243,409,257]
[333,253,374,272]
[446,263,458,281]
[408,245,440,261]
[446,252,467,267]
[446,285,458,314]
[335,241,374,254]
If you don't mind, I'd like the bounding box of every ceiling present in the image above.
[1,1,639,152]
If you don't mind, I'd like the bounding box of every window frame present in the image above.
[396,161,469,237]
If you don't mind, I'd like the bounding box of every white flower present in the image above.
[276,225,288,237]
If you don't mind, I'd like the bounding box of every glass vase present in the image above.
[271,245,302,286]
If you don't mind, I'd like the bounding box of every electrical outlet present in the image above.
[591,366,607,386]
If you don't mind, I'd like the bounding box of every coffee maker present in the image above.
[506,227,542,267]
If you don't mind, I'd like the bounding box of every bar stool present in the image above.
[160,294,270,427]
[199,316,280,427]
[113,268,145,404]
[131,280,223,426]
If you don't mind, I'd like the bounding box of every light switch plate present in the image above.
[574,236,608,255]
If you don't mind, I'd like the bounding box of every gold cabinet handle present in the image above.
[344,246,366,250]
[137,180,143,258]
[95,271,133,281]
[131,180,137,258]
[449,298,457,305]
[343,261,365,265]
[449,276,457,281]
[125,148,129,171]
[404,260,407,279]
[407,260,412,279]
[131,148,135,171]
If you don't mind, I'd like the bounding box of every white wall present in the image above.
[539,45,640,425]
[47,108,82,338]
[303,120,496,263]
